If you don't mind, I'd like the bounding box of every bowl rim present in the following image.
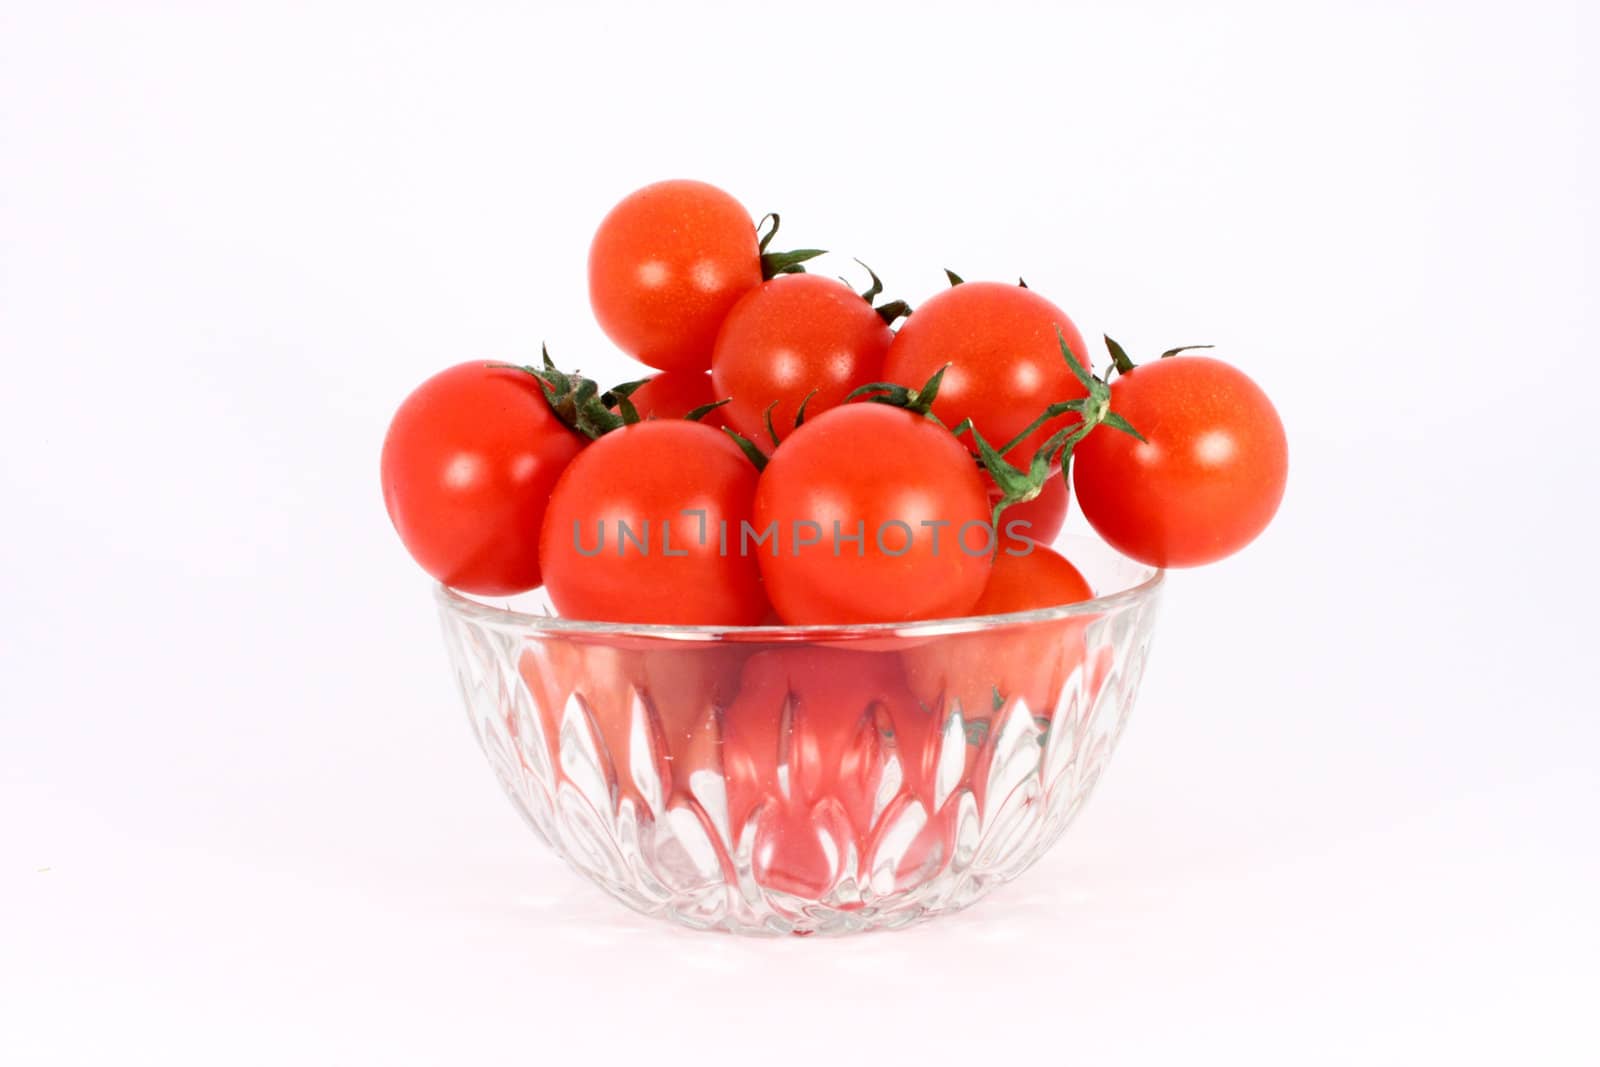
[434,538,1163,643]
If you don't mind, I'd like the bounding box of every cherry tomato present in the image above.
[625,371,727,428]
[588,180,762,372]
[752,404,993,625]
[971,542,1092,615]
[883,281,1090,466]
[711,274,891,447]
[990,474,1069,546]
[381,362,584,596]
[539,421,768,625]
[1073,356,1287,568]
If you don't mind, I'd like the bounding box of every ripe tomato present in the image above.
[711,273,891,447]
[990,473,1069,546]
[972,542,1093,615]
[624,371,727,427]
[539,420,768,625]
[752,404,993,625]
[381,362,584,596]
[588,180,762,372]
[883,281,1090,466]
[1073,356,1288,567]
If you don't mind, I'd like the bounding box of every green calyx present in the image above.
[845,259,912,326]
[683,398,732,423]
[761,389,820,449]
[956,332,1147,528]
[503,349,762,439]
[717,387,822,474]
[722,428,769,472]
[1103,334,1214,378]
[847,364,951,419]
[757,213,825,279]
[496,347,644,439]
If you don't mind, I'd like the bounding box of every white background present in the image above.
[3,1,1596,1063]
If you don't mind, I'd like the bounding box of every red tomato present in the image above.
[381,362,584,596]
[752,404,993,625]
[625,371,727,427]
[711,274,891,447]
[972,542,1093,615]
[539,421,768,625]
[883,281,1090,466]
[990,474,1069,546]
[1073,356,1288,567]
[588,180,762,372]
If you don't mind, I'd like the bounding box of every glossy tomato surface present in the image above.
[1073,356,1287,568]
[883,281,1090,466]
[711,273,891,447]
[972,543,1093,615]
[588,179,762,372]
[752,404,993,625]
[539,420,768,625]
[381,362,584,596]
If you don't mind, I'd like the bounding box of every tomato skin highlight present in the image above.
[1073,356,1288,568]
[711,274,891,447]
[587,180,763,372]
[626,371,727,427]
[883,281,1090,466]
[990,474,1069,547]
[538,421,769,626]
[380,362,584,596]
[752,404,993,625]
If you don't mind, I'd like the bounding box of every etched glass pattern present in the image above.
[438,540,1160,935]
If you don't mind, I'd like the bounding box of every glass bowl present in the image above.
[436,535,1162,935]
